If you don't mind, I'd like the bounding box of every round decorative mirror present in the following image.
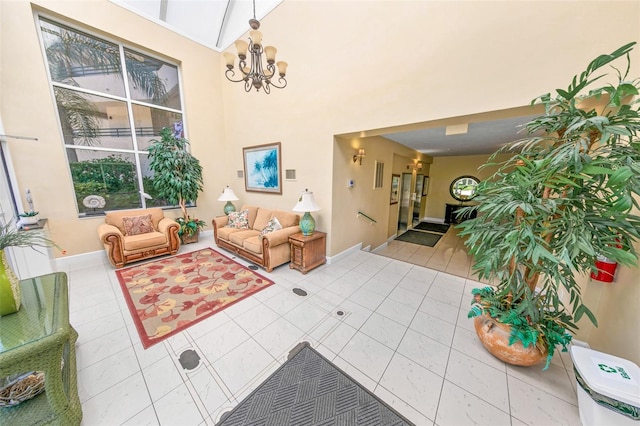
[449,175,480,202]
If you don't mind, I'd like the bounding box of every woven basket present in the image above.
[0,371,46,407]
[181,232,199,244]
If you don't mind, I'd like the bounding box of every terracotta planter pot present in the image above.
[473,315,547,367]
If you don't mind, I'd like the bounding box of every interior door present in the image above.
[397,173,412,232]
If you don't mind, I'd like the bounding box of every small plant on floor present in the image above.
[458,42,640,368]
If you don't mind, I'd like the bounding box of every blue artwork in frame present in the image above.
[243,142,282,194]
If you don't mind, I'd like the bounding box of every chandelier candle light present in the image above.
[292,189,321,236]
[223,0,287,93]
[218,186,240,215]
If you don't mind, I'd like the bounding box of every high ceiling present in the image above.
[110,0,283,51]
[110,0,539,158]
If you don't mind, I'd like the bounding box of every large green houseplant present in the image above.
[458,42,640,368]
[147,127,205,243]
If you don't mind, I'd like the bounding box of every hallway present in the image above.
[373,225,478,280]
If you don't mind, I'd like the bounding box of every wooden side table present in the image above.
[289,232,327,274]
[0,273,82,425]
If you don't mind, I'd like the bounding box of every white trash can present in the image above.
[571,346,640,425]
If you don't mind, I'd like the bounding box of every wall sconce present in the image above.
[353,149,365,165]
[407,161,423,171]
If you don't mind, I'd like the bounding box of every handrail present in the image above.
[357,211,377,223]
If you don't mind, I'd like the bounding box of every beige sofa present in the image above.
[213,205,300,272]
[97,208,180,268]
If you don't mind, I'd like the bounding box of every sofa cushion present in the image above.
[217,227,244,241]
[272,210,299,229]
[260,217,282,238]
[123,231,166,251]
[243,236,263,255]
[253,208,273,231]
[227,209,249,229]
[229,229,260,246]
[122,214,154,235]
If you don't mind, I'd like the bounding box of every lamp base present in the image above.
[224,202,236,215]
[299,212,316,236]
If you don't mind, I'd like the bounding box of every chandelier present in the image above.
[223,0,287,94]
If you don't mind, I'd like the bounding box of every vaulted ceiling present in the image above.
[110,0,283,51]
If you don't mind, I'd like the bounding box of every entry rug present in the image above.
[396,230,443,247]
[217,342,414,426]
[116,248,274,349]
[414,221,450,234]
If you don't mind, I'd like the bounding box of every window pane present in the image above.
[40,18,125,97]
[125,49,181,109]
[67,149,141,213]
[131,104,183,151]
[54,87,134,150]
[138,153,168,208]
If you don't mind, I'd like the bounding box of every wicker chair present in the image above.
[97,208,180,268]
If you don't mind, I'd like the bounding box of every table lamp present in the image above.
[292,189,320,236]
[218,186,239,215]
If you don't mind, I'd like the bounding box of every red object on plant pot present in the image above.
[591,255,618,282]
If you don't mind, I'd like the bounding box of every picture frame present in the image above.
[390,174,400,204]
[422,176,429,196]
[243,142,282,194]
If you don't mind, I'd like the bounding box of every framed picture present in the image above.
[422,176,430,196]
[243,142,282,194]
[390,174,400,204]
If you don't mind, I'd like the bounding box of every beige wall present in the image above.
[425,154,510,221]
[332,135,429,254]
[2,0,640,362]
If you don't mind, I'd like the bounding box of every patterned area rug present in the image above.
[217,342,414,425]
[116,248,274,349]
[395,230,443,247]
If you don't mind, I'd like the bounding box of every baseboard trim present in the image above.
[326,242,362,264]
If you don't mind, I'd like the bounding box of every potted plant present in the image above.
[147,127,205,244]
[0,221,59,315]
[18,211,39,226]
[457,42,640,369]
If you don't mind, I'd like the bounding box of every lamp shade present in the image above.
[218,186,239,215]
[292,189,320,213]
[218,186,239,202]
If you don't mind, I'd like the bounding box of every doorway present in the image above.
[412,174,424,226]
[397,173,412,233]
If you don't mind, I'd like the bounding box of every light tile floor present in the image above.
[64,237,582,426]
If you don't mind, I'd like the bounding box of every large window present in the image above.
[38,18,185,215]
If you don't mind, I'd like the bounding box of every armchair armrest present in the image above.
[157,217,179,234]
[98,223,123,243]
[262,226,300,248]
[97,223,125,268]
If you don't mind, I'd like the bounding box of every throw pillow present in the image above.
[122,214,154,236]
[260,216,282,238]
[227,209,249,229]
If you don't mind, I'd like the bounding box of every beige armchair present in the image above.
[97,208,180,268]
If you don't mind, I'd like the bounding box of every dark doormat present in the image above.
[395,230,443,247]
[414,222,450,234]
[216,342,414,426]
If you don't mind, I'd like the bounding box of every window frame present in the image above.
[36,15,188,217]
